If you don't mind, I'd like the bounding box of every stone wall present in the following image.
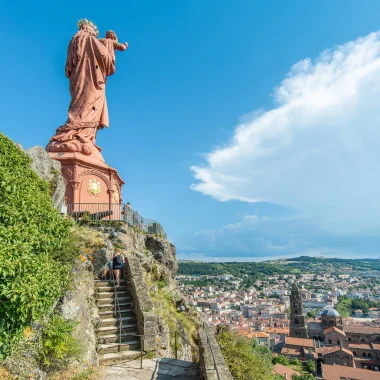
[198,325,233,380]
[124,256,158,352]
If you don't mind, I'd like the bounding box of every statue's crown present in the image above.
[77,19,99,36]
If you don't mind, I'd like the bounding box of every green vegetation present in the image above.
[69,369,96,380]
[336,296,380,317]
[307,311,316,319]
[145,273,198,355]
[272,355,316,379]
[215,325,274,380]
[0,133,74,358]
[39,316,82,371]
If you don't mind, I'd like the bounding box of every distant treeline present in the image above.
[178,257,380,289]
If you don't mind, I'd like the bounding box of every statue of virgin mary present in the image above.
[47,20,127,157]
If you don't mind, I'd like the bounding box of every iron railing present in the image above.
[66,203,166,238]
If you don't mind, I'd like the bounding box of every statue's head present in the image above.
[105,30,118,41]
[77,19,99,36]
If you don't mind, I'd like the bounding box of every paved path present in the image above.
[99,358,200,380]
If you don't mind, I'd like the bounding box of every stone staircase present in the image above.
[95,279,141,364]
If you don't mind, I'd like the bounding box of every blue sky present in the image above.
[3,1,380,261]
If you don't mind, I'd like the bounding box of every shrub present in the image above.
[304,359,316,375]
[216,325,275,380]
[39,316,82,371]
[0,134,71,358]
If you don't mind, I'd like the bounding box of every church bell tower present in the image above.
[289,282,309,338]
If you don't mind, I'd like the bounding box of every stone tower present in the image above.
[289,282,309,338]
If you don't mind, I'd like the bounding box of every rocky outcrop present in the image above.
[57,260,99,367]
[145,236,178,280]
[88,224,178,289]
[24,146,66,210]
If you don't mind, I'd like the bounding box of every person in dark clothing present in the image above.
[112,248,125,286]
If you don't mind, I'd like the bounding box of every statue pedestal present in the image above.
[49,151,124,220]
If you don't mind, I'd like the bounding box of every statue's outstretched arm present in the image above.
[114,41,128,52]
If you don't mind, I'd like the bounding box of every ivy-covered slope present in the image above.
[0,133,71,358]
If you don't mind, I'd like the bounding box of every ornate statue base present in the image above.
[48,150,124,220]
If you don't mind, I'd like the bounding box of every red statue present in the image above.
[47,20,128,158]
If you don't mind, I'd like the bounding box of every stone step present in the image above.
[99,309,134,319]
[96,291,131,299]
[97,331,139,344]
[94,280,128,288]
[96,285,129,292]
[99,349,141,365]
[97,323,138,337]
[99,315,136,328]
[96,296,132,306]
[97,340,140,354]
[97,301,134,313]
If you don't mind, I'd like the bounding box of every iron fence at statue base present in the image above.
[65,203,166,238]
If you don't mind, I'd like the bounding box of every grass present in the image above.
[70,368,96,380]
[50,367,97,380]
[145,274,198,355]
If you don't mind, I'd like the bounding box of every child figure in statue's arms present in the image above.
[99,30,128,65]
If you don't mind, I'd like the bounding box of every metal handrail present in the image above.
[109,267,123,351]
[202,321,222,380]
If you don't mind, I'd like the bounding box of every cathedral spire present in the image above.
[289,281,309,338]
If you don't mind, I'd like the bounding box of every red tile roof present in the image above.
[281,347,303,356]
[323,326,346,336]
[322,363,380,380]
[348,343,372,349]
[285,337,315,348]
[344,325,380,334]
[272,364,301,378]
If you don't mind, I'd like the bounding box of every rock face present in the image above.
[24,146,66,210]
[89,224,178,289]
[145,236,178,280]
[57,260,99,367]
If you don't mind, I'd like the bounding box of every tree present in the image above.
[289,357,301,366]
[292,375,316,380]
[216,325,275,380]
[307,311,316,319]
[305,359,316,375]
[272,355,289,366]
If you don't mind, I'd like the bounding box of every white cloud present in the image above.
[191,31,380,233]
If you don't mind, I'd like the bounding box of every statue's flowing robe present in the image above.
[52,29,115,146]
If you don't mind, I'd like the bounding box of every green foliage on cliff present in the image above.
[0,133,72,358]
[40,316,82,371]
[215,325,275,380]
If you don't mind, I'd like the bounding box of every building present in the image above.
[289,283,309,338]
[321,363,380,380]
[344,325,380,344]
[324,326,347,346]
[320,344,354,367]
[322,308,343,330]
